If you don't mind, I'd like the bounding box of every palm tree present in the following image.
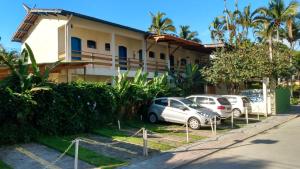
[282,18,300,50]
[209,17,225,43]
[179,25,201,43]
[236,5,254,39]
[253,0,299,42]
[149,11,176,35]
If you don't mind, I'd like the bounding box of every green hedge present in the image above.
[0,81,116,145]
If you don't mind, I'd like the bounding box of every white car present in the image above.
[147,97,221,129]
[223,95,252,117]
[186,95,232,119]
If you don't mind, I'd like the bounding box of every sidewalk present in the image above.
[121,114,299,169]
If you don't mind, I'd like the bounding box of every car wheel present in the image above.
[232,109,242,117]
[149,113,158,123]
[188,117,200,130]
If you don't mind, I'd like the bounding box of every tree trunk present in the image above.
[268,35,273,61]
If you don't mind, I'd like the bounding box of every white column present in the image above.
[142,39,147,72]
[263,77,268,117]
[65,24,71,61]
[111,32,116,85]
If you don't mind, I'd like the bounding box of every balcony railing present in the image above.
[60,50,178,73]
[147,60,168,72]
[115,57,143,71]
[71,50,112,68]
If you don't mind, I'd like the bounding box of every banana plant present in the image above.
[0,43,60,93]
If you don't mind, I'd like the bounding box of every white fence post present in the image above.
[118,120,121,130]
[140,115,143,121]
[214,116,217,135]
[143,128,148,156]
[74,139,79,169]
[245,108,249,124]
[186,120,189,143]
[231,111,234,129]
[210,119,214,135]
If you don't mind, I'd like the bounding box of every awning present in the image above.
[146,34,218,53]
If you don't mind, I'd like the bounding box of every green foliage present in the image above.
[0,160,12,169]
[201,43,271,94]
[168,64,205,96]
[290,97,299,105]
[0,43,60,93]
[0,88,38,145]
[149,11,176,35]
[0,81,116,145]
[113,69,174,119]
[32,81,116,135]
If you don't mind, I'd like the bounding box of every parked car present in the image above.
[186,95,232,119]
[223,95,252,117]
[148,97,221,130]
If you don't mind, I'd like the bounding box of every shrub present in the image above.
[0,88,38,145]
[31,81,116,135]
[0,81,116,145]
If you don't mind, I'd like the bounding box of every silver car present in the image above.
[147,97,220,130]
[187,95,232,119]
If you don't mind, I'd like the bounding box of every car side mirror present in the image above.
[182,107,189,111]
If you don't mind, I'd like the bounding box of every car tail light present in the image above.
[217,106,225,110]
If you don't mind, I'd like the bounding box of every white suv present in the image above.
[186,95,232,119]
[223,95,252,117]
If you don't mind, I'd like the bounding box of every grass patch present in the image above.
[0,160,12,169]
[37,136,126,169]
[125,120,207,141]
[93,128,174,151]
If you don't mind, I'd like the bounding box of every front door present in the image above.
[119,46,127,70]
[71,37,82,60]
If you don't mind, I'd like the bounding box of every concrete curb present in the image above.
[121,114,298,169]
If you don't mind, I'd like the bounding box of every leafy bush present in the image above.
[0,81,116,145]
[32,81,116,135]
[0,88,38,145]
[290,97,299,105]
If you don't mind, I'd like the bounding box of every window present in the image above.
[87,40,96,49]
[208,98,216,104]
[105,43,110,51]
[170,100,185,110]
[196,97,207,104]
[155,99,168,106]
[195,59,200,64]
[160,53,166,60]
[226,97,237,104]
[149,51,155,58]
[180,58,187,66]
[217,97,230,105]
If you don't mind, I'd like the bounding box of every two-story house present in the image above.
[10,6,218,92]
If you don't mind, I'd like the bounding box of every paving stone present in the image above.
[0,143,94,169]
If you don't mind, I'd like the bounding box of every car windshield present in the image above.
[180,99,202,109]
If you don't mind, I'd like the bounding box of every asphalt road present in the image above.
[178,116,300,169]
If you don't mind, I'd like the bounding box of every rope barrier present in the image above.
[43,140,75,169]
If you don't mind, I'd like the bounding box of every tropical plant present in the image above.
[252,0,299,42]
[113,69,172,119]
[209,17,225,43]
[0,43,60,93]
[149,11,176,35]
[235,5,254,39]
[169,64,204,96]
[179,25,201,43]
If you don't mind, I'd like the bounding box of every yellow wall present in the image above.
[23,16,68,63]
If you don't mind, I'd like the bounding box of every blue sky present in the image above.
[0,0,271,50]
